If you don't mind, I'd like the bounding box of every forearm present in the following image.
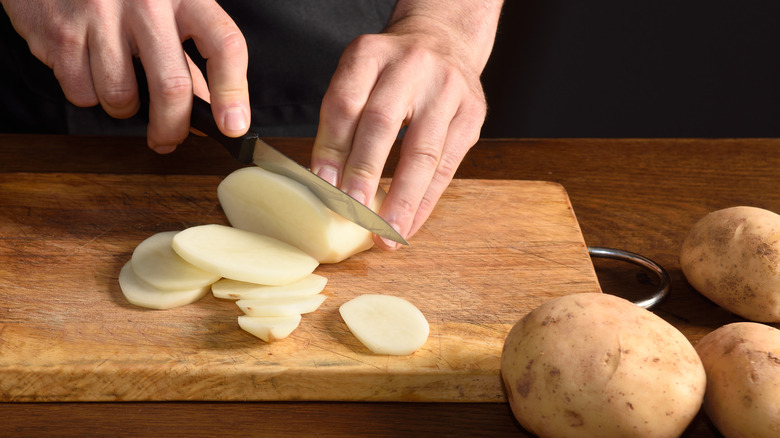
[386,0,504,71]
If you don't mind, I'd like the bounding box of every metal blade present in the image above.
[250,137,409,245]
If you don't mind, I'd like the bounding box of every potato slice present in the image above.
[339,294,429,355]
[212,274,327,300]
[236,294,327,317]
[118,261,210,309]
[217,166,386,263]
[171,224,318,286]
[130,231,220,291]
[238,314,302,342]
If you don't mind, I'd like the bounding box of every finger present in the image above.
[131,6,194,152]
[88,16,139,119]
[311,35,382,186]
[178,0,249,137]
[373,95,460,250]
[377,95,486,248]
[48,30,99,108]
[338,54,414,207]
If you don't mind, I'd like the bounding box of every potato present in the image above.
[118,261,210,309]
[695,322,780,438]
[339,294,429,355]
[680,206,780,322]
[217,166,386,263]
[171,224,318,286]
[236,294,326,317]
[130,231,220,291]
[211,274,327,300]
[501,293,705,438]
[237,315,302,342]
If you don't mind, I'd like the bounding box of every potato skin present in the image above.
[695,322,780,438]
[500,293,705,438]
[680,206,780,322]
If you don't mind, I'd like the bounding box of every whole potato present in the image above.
[695,322,780,438]
[501,293,705,438]
[680,206,780,322]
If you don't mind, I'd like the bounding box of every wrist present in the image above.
[385,0,503,71]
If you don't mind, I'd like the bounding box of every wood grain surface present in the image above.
[2,135,779,437]
[0,170,598,402]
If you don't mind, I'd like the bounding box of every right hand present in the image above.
[0,0,250,152]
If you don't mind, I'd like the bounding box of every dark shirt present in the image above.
[0,1,396,136]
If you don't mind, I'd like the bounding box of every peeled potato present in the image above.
[339,294,429,355]
[212,274,327,300]
[218,166,386,263]
[130,231,220,291]
[238,314,302,342]
[118,261,210,309]
[171,224,318,286]
[236,294,327,317]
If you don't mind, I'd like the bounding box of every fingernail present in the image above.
[223,107,248,132]
[317,165,339,186]
[380,222,402,250]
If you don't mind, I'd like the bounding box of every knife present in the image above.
[189,95,408,245]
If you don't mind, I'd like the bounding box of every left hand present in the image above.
[311,5,502,250]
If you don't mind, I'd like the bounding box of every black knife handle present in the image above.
[190,95,255,164]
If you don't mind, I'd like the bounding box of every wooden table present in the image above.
[1,135,777,437]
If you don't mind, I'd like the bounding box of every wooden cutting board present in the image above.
[0,172,601,402]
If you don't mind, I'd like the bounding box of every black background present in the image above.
[2,1,779,139]
[481,0,780,138]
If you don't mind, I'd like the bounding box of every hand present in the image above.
[311,1,503,250]
[0,0,250,151]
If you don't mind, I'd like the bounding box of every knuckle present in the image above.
[322,91,365,121]
[403,44,434,66]
[314,141,349,162]
[155,75,192,100]
[362,104,402,128]
[348,160,381,182]
[100,86,136,110]
[217,28,247,53]
[45,25,82,53]
[210,86,247,105]
[410,143,442,171]
[347,33,383,54]
[392,194,418,219]
[436,151,463,179]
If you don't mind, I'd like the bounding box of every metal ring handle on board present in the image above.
[587,247,671,309]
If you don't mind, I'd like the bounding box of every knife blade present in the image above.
[190,95,408,245]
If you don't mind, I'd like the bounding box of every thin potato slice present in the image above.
[171,224,318,286]
[339,294,429,355]
[212,274,328,300]
[238,314,302,342]
[130,231,220,291]
[218,166,386,263]
[236,294,327,317]
[118,261,210,309]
